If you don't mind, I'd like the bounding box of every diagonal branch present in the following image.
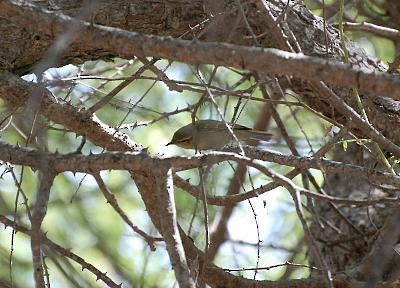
[93,173,162,251]
[0,215,122,288]
[0,71,142,152]
[311,81,400,157]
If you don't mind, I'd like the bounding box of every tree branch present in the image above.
[0,71,143,152]
[1,142,400,189]
[2,1,400,101]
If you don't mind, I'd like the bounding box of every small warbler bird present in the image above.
[166,120,272,150]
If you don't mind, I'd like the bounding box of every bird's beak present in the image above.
[166,141,172,146]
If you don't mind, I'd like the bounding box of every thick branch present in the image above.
[0,71,142,152]
[2,1,400,101]
[1,142,400,189]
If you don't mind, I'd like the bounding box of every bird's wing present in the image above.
[197,120,251,131]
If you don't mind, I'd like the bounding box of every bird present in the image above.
[166,119,272,150]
